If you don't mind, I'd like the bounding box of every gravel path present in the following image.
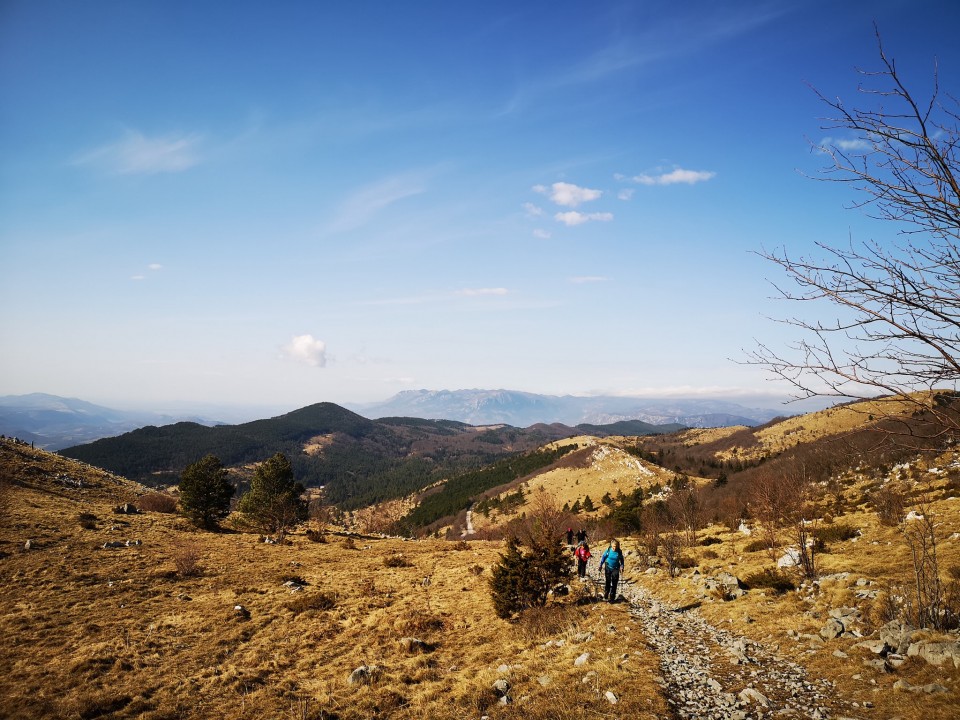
[587,571,844,720]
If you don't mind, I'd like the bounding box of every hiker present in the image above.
[574,541,592,579]
[566,527,574,545]
[576,528,587,544]
[600,539,625,603]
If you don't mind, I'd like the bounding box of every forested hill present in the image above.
[59,402,680,510]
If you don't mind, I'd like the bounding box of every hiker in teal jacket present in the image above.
[600,539,625,603]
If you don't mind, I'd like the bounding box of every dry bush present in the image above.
[743,569,796,594]
[171,540,204,577]
[865,584,906,630]
[305,529,327,543]
[287,592,338,614]
[661,532,684,576]
[871,485,907,526]
[138,491,178,513]
[817,523,860,544]
[77,512,98,530]
[384,554,413,568]
[468,564,485,576]
[702,549,719,560]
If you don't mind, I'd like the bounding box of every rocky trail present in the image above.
[587,572,857,720]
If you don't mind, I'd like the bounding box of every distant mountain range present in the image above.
[350,389,786,428]
[0,393,219,450]
[1,389,791,452]
[57,402,680,516]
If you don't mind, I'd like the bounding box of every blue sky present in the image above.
[2,0,959,417]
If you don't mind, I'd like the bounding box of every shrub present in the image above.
[78,512,98,530]
[702,549,719,560]
[743,569,795,594]
[700,536,722,546]
[383,554,412,568]
[744,538,772,553]
[138,491,178,514]
[287,592,337,614]
[871,485,906,526]
[818,523,860,544]
[171,541,203,577]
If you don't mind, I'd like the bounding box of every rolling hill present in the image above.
[59,402,680,513]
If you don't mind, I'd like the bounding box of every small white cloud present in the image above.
[532,228,552,239]
[282,334,327,367]
[617,188,634,201]
[531,184,548,195]
[570,276,607,284]
[554,211,613,227]
[523,202,544,218]
[75,130,202,175]
[537,181,602,207]
[131,275,145,281]
[633,168,715,186]
[456,287,510,297]
[148,263,163,271]
[820,136,871,152]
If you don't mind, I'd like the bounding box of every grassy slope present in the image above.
[0,441,668,720]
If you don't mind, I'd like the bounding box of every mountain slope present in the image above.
[352,388,785,427]
[0,393,217,450]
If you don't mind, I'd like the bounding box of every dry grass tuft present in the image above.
[171,539,204,577]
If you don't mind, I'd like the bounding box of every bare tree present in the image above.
[748,30,960,437]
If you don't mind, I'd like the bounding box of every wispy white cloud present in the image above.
[131,274,145,281]
[522,202,544,218]
[282,334,327,367]
[532,228,552,239]
[617,188,634,201]
[633,168,715,186]
[456,287,510,297]
[819,136,871,152]
[555,211,613,227]
[75,130,202,175]
[534,181,602,207]
[570,275,607,284]
[325,171,429,234]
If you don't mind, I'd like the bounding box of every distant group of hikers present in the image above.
[566,527,625,603]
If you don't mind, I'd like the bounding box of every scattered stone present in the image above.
[574,652,591,667]
[862,658,889,673]
[878,619,915,654]
[907,640,960,668]
[348,665,380,685]
[820,618,845,640]
[604,690,618,705]
[572,632,594,643]
[738,687,770,707]
[537,675,552,687]
[492,678,510,696]
[113,503,139,514]
[233,605,251,621]
[23,539,33,551]
[581,670,597,684]
[833,650,849,659]
[496,663,511,674]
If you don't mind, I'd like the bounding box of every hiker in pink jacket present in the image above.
[574,541,592,579]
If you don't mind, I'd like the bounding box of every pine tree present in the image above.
[178,454,234,530]
[489,535,570,618]
[237,453,307,540]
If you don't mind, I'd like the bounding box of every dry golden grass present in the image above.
[0,440,668,720]
[622,453,960,720]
